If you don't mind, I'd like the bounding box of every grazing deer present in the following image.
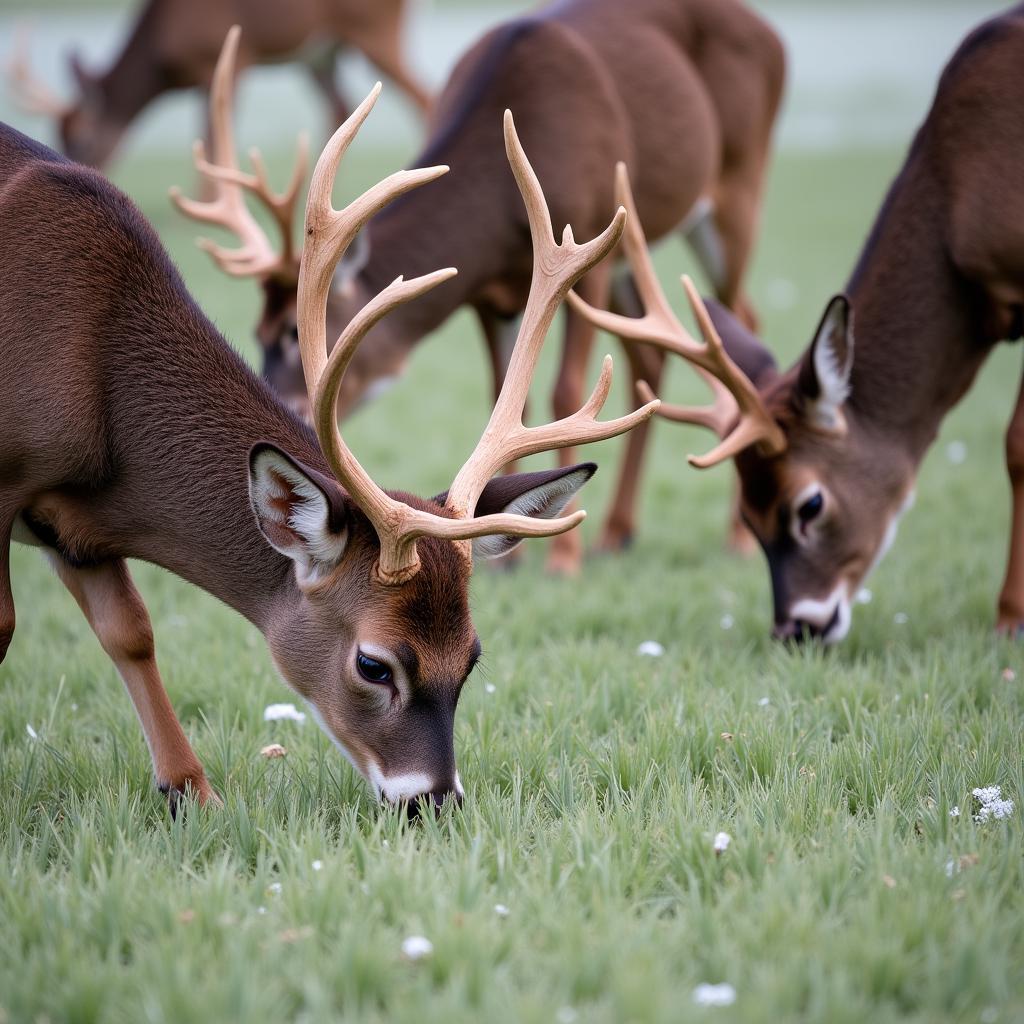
[572,4,1024,643]
[6,0,430,170]
[173,1,785,572]
[0,91,655,813]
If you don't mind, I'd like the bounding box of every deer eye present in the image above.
[797,491,824,524]
[356,652,393,685]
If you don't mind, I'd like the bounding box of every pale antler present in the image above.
[567,162,786,469]
[169,26,307,281]
[300,100,659,584]
[5,26,71,117]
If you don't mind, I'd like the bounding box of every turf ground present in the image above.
[1,88,1023,1024]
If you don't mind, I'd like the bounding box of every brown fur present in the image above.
[24,0,430,169]
[710,5,1024,638]
[0,125,574,807]
[244,0,785,569]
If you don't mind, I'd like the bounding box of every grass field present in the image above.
[2,127,1023,1022]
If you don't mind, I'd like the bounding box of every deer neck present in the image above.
[93,4,169,124]
[841,154,991,464]
[103,306,321,632]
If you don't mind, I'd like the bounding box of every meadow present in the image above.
[2,12,1024,1024]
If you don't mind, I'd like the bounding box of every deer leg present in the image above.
[594,271,665,552]
[48,555,219,812]
[546,263,610,575]
[997,368,1024,632]
[307,45,350,128]
[354,23,432,119]
[0,508,16,663]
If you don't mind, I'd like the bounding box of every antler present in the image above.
[300,100,659,584]
[567,162,786,468]
[169,26,307,281]
[5,26,70,117]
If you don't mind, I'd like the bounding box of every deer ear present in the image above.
[434,463,596,560]
[248,444,349,585]
[798,295,854,432]
[703,298,778,387]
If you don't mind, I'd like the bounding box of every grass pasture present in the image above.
[3,68,1024,1024]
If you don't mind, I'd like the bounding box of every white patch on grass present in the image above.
[263,703,306,723]
[401,935,433,961]
[637,640,664,657]
[693,983,737,1007]
[713,832,731,855]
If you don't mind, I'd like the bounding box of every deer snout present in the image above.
[406,786,465,820]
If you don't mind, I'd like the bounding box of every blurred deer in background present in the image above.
[0,88,655,813]
[573,5,1024,643]
[173,0,785,573]
[6,0,430,169]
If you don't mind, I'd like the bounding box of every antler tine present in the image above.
[5,26,70,117]
[169,25,304,280]
[567,162,785,468]
[444,110,657,518]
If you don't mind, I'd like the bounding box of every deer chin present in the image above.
[787,583,852,645]
[366,763,435,805]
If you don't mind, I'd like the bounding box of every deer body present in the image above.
[187,0,783,571]
[574,5,1024,642]
[0,95,652,810]
[11,0,430,169]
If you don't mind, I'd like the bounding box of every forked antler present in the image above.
[5,27,70,117]
[567,163,786,468]
[170,26,307,281]
[299,98,659,584]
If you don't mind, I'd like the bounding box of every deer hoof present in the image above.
[159,774,222,818]
[995,616,1024,638]
[594,526,634,554]
[544,549,583,578]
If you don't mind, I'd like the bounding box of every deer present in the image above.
[171,0,786,573]
[6,0,430,170]
[571,3,1024,644]
[0,88,656,815]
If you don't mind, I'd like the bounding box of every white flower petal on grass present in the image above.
[713,832,731,855]
[1001,668,1016,683]
[25,723,38,741]
[757,697,771,707]
[401,935,433,961]
[855,588,873,605]
[693,982,737,1007]
[972,785,1014,823]
[945,859,956,878]
[893,612,909,625]
[267,882,283,896]
[946,440,967,464]
[719,614,735,631]
[484,683,497,695]
[637,640,664,658]
[494,903,510,917]
[263,703,306,723]
[312,860,323,872]
[949,806,960,818]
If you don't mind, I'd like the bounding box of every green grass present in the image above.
[2,139,1023,1023]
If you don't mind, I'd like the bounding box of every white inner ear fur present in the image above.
[810,307,853,432]
[250,449,347,585]
[472,467,591,561]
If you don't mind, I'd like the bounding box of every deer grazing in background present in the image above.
[573,4,1024,643]
[0,90,655,813]
[6,0,430,170]
[173,0,785,572]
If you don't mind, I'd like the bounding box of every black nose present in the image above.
[405,788,464,820]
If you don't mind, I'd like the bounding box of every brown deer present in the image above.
[572,4,1024,643]
[172,0,785,572]
[6,0,430,170]
[0,91,655,813]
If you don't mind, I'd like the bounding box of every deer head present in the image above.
[242,78,656,810]
[570,164,915,644]
[6,30,123,168]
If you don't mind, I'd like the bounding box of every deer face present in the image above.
[58,56,124,169]
[248,445,596,810]
[718,298,915,643]
[257,271,405,423]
